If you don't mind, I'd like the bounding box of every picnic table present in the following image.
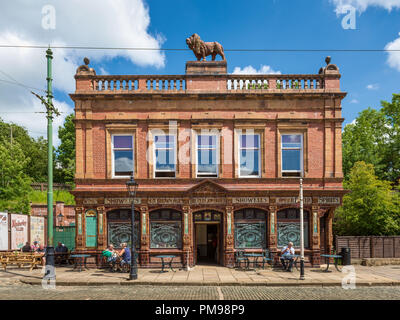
[70,254,91,272]
[320,254,343,272]
[155,255,176,273]
[243,253,264,270]
[0,251,43,271]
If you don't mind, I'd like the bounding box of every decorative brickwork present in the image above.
[70,58,346,267]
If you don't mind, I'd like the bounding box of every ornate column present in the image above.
[182,205,193,267]
[311,204,321,266]
[326,208,335,255]
[268,205,278,254]
[75,207,84,251]
[139,205,150,266]
[224,206,234,267]
[96,206,106,250]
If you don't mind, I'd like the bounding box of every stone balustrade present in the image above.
[92,75,186,92]
[227,75,324,91]
[75,73,337,93]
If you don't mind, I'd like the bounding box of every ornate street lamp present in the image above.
[57,213,64,227]
[126,174,139,280]
[299,177,305,280]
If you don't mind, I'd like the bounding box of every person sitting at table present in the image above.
[31,241,39,252]
[118,242,131,266]
[36,244,46,266]
[21,242,32,252]
[102,244,118,265]
[280,242,295,272]
[55,242,64,253]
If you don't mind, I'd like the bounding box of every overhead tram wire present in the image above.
[0,44,399,52]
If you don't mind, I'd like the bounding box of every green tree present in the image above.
[342,94,400,184]
[0,118,48,182]
[380,93,400,183]
[334,161,400,236]
[0,140,32,214]
[342,108,388,181]
[55,114,75,185]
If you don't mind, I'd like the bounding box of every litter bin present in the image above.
[340,247,351,265]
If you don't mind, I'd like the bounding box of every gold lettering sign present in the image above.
[83,198,98,205]
[318,197,340,204]
[104,198,141,205]
[232,197,269,204]
[148,198,184,205]
[276,197,312,205]
[189,198,226,205]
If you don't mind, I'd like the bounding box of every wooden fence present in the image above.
[336,236,400,259]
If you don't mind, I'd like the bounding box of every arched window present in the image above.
[277,208,309,248]
[107,209,140,249]
[234,208,267,249]
[150,209,182,249]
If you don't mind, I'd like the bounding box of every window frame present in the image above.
[281,133,303,177]
[111,133,134,179]
[153,134,177,178]
[238,133,261,178]
[195,132,219,178]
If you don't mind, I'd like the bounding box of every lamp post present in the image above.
[299,177,305,280]
[126,174,138,280]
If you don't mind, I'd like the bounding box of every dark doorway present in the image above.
[195,223,220,264]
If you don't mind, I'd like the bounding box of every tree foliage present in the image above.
[342,94,400,184]
[55,113,75,185]
[0,118,48,182]
[0,140,32,214]
[334,161,400,236]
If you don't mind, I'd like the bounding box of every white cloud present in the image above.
[350,99,359,103]
[331,0,400,13]
[385,33,400,72]
[0,0,165,145]
[366,83,379,90]
[232,65,281,75]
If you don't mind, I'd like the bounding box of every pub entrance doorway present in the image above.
[193,210,223,265]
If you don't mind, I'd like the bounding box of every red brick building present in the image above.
[70,58,346,267]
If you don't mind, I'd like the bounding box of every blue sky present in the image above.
[0,0,399,143]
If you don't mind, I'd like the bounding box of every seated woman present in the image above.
[118,243,131,266]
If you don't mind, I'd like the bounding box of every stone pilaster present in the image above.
[96,206,106,251]
[182,205,194,267]
[311,205,321,266]
[268,205,278,252]
[139,205,150,266]
[224,206,234,267]
[75,207,84,251]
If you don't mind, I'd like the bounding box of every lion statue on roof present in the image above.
[186,34,225,61]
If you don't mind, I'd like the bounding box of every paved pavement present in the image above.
[1,264,399,287]
[0,283,399,300]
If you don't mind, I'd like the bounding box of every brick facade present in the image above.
[70,59,347,267]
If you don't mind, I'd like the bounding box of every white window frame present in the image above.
[153,134,176,178]
[281,134,303,177]
[195,132,219,178]
[111,134,134,179]
[238,133,261,178]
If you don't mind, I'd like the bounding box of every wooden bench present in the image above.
[0,252,43,271]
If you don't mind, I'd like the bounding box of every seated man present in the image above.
[102,244,118,266]
[21,242,32,252]
[55,242,64,253]
[280,242,295,272]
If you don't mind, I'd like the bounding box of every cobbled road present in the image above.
[0,283,399,300]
